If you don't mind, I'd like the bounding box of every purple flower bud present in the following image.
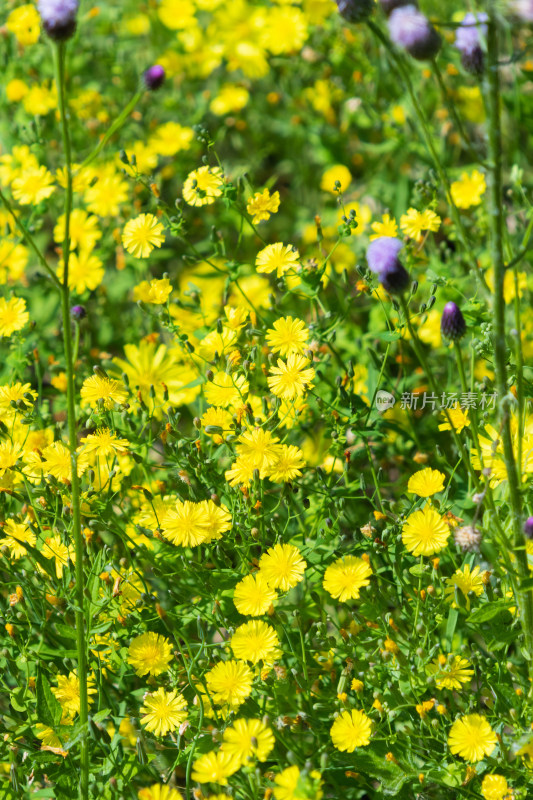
[388,5,441,60]
[37,0,78,40]
[335,0,373,23]
[70,304,86,320]
[366,237,403,274]
[366,238,409,295]
[380,0,415,16]
[524,517,533,539]
[440,301,466,341]
[143,65,165,91]
[378,260,410,294]
[455,13,488,75]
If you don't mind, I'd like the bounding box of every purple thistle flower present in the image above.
[37,0,78,40]
[143,65,166,91]
[335,0,374,23]
[524,517,533,539]
[388,5,441,60]
[380,0,415,16]
[366,237,403,274]
[440,301,466,341]
[455,13,488,74]
[366,237,409,295]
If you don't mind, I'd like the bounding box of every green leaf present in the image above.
[467,602,513,624]
[408,563,427,577]
[36,669,62,728]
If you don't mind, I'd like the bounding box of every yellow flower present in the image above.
[370,213,398,240]
[246,188,280,224]
[127,632,173,677]
[407,468,446,497]
[330,709,372,752]
[320,164,351,193]
[6,4,40,46]
[236,427,281,472]
[122,214,165,258]
[481,775,509,800]
[402,505,450,556]
[267,354,315,400]
[450,170,486,209]
[52,672,96,719]
[0,296,29,337]
[140,688,187,737]
[41,535,76,579]
[6,79,29,103]
[54,209,102,251]
[445,564,485,609]
[428,654,474,690]
[273,766,324,800]
[149,122,194,156]
[205,660,253,707]
[221,718,275,764]
[190,751,240,785]
[230,620,281,664]
[0,382,36,421]
[0,440,24,474]
[323,555,372,602]
[447,714,497,762]
[158,0,196,29]
[0,520,36,560]
[438,404,470,434]
[261,6,308,55]
[161,499,212,547]
[84,165,128,216]
[400,208,441,242]
[258,543,306,591]
[204,370,249,408]
[80,374,128,410]
[233,572,277,616]
[57,250,104,293]
[183,166,224,206]
[211,84,250,115]
[133,278,172,305]
[12,166,55,205]
[138,785,183,800]
[256,242,300,278]
[266,316,309,356]
[114,340,200,412]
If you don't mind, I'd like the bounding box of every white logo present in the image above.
[375,390,395,411]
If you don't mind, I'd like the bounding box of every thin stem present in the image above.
[367,19,489,294]
[80,91,142,169]
[53,42,90,799]
[0,188,60,288]
[431,58,481,164]
[485,7,533,674]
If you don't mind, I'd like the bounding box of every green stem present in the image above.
[367,20,489,294]
[53,42,89,799]
[485,8,533,673]
[0,188,60,288]
[431,58,481,164]
[80,91,142,169]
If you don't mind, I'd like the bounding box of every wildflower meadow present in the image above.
[1,0,533,798]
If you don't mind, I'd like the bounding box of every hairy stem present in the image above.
[53,41,90,799]
[485,7,533,672]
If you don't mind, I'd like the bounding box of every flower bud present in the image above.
[388,5,441,60]
[70,304,86,320]
[454,13,488,75]
[335,0,374,23]
[524,517,533,539]
[366,237,409,295]
[440,301,466,341]
[143,65,165,91]
[38,0,78,40]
